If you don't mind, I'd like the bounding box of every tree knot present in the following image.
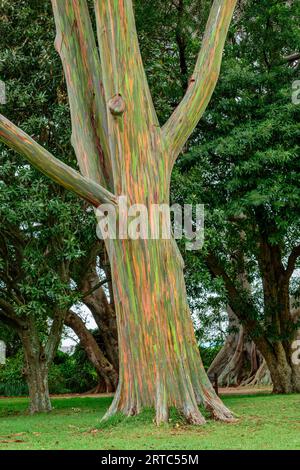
[108,94,126,117]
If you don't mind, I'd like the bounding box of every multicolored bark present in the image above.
[108,237,234,424]
[0,0,237,424]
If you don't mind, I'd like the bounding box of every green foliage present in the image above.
[135,0,211,122]
[0,0,97,359]
[199,343,223,371]
[50,348,98,394]
[0,347,98,396]
[0,351,28,396]
[171,0,300,339]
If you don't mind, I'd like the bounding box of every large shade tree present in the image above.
[174,0,300,393]
[0,0,118,410]
[0,0,237,424]
[0,0,82,412]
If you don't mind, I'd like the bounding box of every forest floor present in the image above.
[0,393,299,450]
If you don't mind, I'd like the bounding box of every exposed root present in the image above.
[206,402,238,423]
[241,360,271,387]
[202,391,237,423]
[155,407,169,425]
[182,405,206,425]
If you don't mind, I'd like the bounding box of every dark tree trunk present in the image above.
[19,322,51,414]
[65,310,118,392]
[258,237,300,394]
[80,267,119,372]
[206,242,300,395]
[260,340,300,394]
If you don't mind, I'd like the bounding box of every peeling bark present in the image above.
[105,238,234,424]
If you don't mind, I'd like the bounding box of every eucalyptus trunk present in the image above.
[0,0,237,424]
[108,238,233,423]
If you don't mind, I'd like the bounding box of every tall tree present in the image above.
[0,0,97,412]
[0,0,237,424]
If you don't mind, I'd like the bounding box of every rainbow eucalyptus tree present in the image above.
[0,0,237,424]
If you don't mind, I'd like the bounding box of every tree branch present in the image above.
[162,0,237,164]
[0,298,25,328]
[283,52,300,63]
[0,310,21,331]
[285,245,300,280]
[94,0,160,191]
[205,253,265,339]
[65,309,118,387]
[44,308,67,366]
[0,114,117,207]
[51,0,113,189]
[175,0,188,92]
[81,277,110,300]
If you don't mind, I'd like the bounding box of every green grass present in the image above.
[0,393,299,450]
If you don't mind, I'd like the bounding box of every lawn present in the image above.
[0,393,299,450]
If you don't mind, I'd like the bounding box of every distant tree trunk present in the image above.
[65,310,118,392]
[19,321,51,414]
[206,244,300,394]
[85,288,118,372]
[257,237,300,394]
[208,307,271,387]
[79,251,119,371]
[208,250,270,387]
[0,0,237,424]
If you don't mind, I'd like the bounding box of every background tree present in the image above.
[173,0,300,393]
[0,0,117,410]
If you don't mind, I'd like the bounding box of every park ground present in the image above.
[0,392,299,450]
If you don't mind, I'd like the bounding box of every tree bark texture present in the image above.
[208,307,271,387]
[19,320,52,414]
